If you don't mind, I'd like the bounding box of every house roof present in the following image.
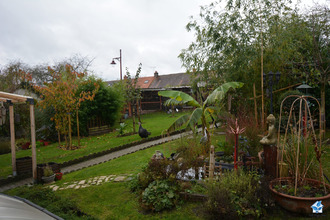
[136,77,154,89]
[149,72,191,89]
[106,72,191,90]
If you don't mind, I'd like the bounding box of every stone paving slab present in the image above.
[46,174,130,191]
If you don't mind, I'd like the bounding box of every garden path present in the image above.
[0,127,224,192]
[47,174,132,191]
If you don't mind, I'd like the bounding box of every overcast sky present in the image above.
[0,0,328,81]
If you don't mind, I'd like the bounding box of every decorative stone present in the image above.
[75,185,80,189]
[67,184,76,189]
[78,180,86,185]
[114,176,126,182]
[52,186,59,191]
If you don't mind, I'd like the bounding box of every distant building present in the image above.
[107,71,193,115]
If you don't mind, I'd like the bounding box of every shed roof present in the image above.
[149,72,191,89]
[106,72,192,90]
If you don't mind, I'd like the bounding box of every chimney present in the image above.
[154,71,159,78]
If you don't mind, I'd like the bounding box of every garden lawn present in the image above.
[6,133,226,219]
[0,111,191,179]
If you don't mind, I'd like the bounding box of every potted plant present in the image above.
[269,95,330,214]
[55,172,63,180]
[41,164,55,184]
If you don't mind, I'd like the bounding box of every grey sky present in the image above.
[0,0,214,80]
[0,0,327,81]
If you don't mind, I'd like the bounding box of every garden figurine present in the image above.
[260,114,277,146]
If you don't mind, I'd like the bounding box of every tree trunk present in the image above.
[57,130,61,148]
[76,109,80,146]
[137,101,141,122]
[68,113,72,150]
[132,102,136,133]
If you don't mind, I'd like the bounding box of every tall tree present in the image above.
[305,5,329,135]
[179,0,299,118]
[124,64,142,133]
[35,65,98,149]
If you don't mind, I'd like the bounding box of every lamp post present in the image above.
[111,49,122,80]
[263,71,281,114]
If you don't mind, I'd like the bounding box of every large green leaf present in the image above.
[204,82,244,106]
[166,114,190,133]
[187,108,203,130]
[164,98,183,106]
[158,90,200,107]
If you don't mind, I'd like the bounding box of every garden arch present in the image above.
[0,91,37,181]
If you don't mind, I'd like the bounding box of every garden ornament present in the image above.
[228,118,246,170]
[260,114,277,146]
[151,150,164,160]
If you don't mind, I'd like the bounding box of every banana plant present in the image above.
[158,82,244,151]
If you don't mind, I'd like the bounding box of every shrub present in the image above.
[0,137,11,155]
[43,165,54,177]
[142,180,180,212]
[204,170,262,219]
[75,77,124,136]
[204,181,236,219]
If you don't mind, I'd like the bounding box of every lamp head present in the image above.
[110,60,116,65]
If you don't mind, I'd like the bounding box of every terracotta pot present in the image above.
[55,172,63,180]
[269,177,330,214]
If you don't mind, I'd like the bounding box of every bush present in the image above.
[204,181,236,219]
[204,170,262,219]
[75,77,124,136]
[142,180,180,212]
[0,137,11,155]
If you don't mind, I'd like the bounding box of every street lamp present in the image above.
[263,71,281,114]
[111,49,122,80]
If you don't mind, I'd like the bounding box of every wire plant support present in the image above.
[277,95,326,196]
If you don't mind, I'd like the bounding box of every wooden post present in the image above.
[29,101,37,181]
[260,2,264,129]
[68,113,72,149]
[253,83,258,125]
[8,101,17,176]
[209,145,215,180]
[76,109,80,146]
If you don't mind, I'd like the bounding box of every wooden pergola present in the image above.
[0,91,37,181]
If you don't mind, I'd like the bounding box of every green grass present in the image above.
[0,111,190,179]
[6,134,227,219]
[5,129,330,219]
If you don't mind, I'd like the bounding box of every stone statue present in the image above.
[260,114,277,146]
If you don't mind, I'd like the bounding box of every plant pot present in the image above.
[55,172,63,180]
[42,174,55,184]
[269,177,330,214]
